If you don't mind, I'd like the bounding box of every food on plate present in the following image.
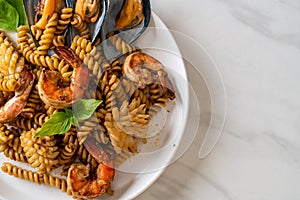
[75,0,101,23]
[38,46,89,109]
[0,0,176,199]
[123,51,176,100]
[116,0,144,30]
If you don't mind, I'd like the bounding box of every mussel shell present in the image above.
[65,0,108,43]
[22,0,40,26]
[23,0,108,45]
[101,0,151,44]
[23,0,67,26]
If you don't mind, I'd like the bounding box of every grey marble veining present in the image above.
[136,0,300,199]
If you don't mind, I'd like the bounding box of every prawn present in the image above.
[68,136,115,199]
[38,46,89,109]
[0,69,34,123]
[123,51,176,100]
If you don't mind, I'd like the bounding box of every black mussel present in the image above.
[70,0,108,43]
[101,0,151,44]
[115,0,144,30]
[23,0,108,45]
[23,0,66,28]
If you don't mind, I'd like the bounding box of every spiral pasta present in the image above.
[71,35,94,59]
[3,147,27,162]
[77,143,98,169]
[11,117,39,131]
[104,112,138,153]
[0,123,15,144]
[77,114,100,144]
[0,78,20,92]
[53,35,65,46]
[20,129,59,172]
[36,13,58,55]
[0,31,25,89]
[30,25,43,41]
[1,162,69,193]
[21,85,44,118]
[71,14,90,39]
[58,129,79,165]
[108,32,138,55]
[56,8,73,35]
[17,25,71,75]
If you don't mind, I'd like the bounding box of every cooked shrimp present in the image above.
[123,51,176,100]
[68,136,115,199]
[0,69,34,122]
[37,46,89,109]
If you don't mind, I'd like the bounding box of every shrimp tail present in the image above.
[0,68,35,122]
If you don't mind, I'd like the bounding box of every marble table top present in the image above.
[136,0,300,199]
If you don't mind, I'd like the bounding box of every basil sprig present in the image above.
[35,99,103,138]
[0,0,28,31]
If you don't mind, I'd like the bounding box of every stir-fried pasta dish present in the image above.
[0,0,176,199]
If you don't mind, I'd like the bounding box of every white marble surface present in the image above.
[136,0,300,199]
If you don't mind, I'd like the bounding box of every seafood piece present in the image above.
[75,0,101,23]
[38,46,89,108]
[101,0,150,45]
[116,0,144,30]
[123,51,176,100]
[35,0,62,29]
[68,136,114,199]
[0,68,34,122]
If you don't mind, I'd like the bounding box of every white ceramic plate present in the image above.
[0,12,189,200]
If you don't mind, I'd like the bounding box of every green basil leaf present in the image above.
[64,107,73,117]
[5,0,28,25]
[34,112,72,138]
[73,99,103,120]
[0,0,19,31]
[71,116,79,127]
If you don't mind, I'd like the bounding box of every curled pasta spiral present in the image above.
[71,14,90,39]
[3,147,27,163]
[53,35,65,46]
[55,8,73,35]
[1,162,68,193]
[21,85,44,118]
[83,46,107,81]
[71,35,94,60]
[20,129,59,172]
[108,32,138,55]
[36,13,58,55]
[2,162,42,184]
[76,114,102,145]
[104,112,137,153]
[0,32,25,83]
[149,96,169,116]
[58,129,79,165]
[0,123,15,144]
[11,117,39,131]
[30,25,43,41]
[111,101,150,138]
[33,112,50,127]
[77,144,98,169]
[0,78,20,92]
[17,25,71,75]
